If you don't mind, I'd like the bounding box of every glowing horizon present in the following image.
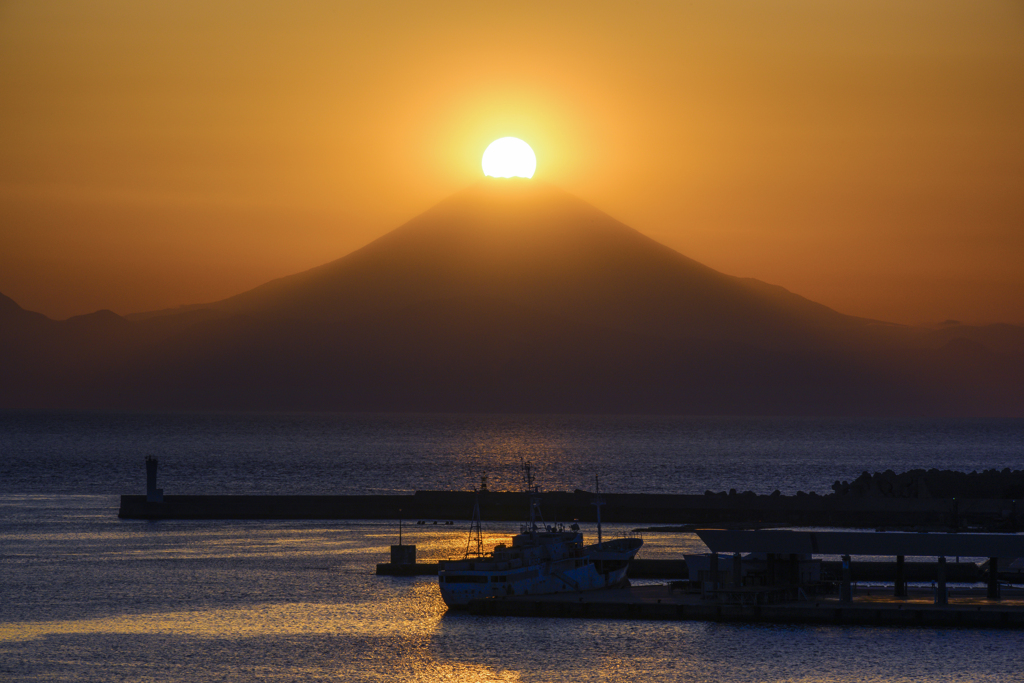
[0,2,1022,326]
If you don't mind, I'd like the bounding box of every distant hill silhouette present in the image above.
[2,179,1023,415]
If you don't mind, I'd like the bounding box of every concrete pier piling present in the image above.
[894,555,907,597]
[988,557,1001,600]
[841,555,852,603]
[935,556,948,605]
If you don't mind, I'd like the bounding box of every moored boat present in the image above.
[438,469,642,608]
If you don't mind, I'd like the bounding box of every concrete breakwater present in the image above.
[831,469,1024,500]
[119,490,1022,528]
[374,559,691,579]
[374,558,982,582]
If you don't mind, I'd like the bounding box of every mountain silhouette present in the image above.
[204,180,868,348]
[2,179,1022,415]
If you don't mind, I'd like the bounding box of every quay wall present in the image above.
[467,596,1024,628]
[373,559,983,582]
[118,490,1024,528]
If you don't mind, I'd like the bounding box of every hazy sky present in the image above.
[2,0,1022,324]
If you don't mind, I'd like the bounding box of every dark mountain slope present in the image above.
[1,179,1021,415]
[0,292,52,328]
[211,180,871,349]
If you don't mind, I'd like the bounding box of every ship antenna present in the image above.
[521,457,536,493]
[592,475,605,548]
[464,489,484,559]
[521,457,543,534]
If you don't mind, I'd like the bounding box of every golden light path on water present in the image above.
[4,614,507,683]
[0,570,524,682]
[0,521,537,681]
[5,488,1023,682]
[0,590,441,642]
[0,520,706,681]
[1,589,539,681]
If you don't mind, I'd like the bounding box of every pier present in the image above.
[466,584,1024,628]
[374,558,985,581]
[463,529,1024,628]
[377,558,689,578]
[119,460,1024,528]
[451,529,1024,629]
[117,490,1024,528]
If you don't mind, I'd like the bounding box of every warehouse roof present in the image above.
[695,529,1024,557]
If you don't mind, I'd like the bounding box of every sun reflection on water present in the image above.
[4,497,1024,682]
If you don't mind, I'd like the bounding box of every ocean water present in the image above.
[3,412,1023,496]
[2,412,1024,681]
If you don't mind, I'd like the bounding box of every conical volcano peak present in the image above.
[212,178,862,350]
[384,178,652,259]
[212,178,712,324]
[7,179,1020,416]
[425,178,608,228]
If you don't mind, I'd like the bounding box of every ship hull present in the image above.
[439,537,642,608]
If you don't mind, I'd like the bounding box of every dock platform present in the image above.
[117,490,1023,528]
[375,558,688,578]
[466,584,1024,628]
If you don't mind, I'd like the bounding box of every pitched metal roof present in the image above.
[695,529,1024,557]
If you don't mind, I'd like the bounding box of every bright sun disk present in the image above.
[482,137,536,178]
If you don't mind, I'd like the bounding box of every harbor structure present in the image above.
[467,529,1024,628]
[694,529,1024,602]
[145,456,163,503]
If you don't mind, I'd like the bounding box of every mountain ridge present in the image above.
[2,179,1022,415]
[190,180,878,350]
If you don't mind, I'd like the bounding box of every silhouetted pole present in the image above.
[840,555,852,602]
[145,456,163,503]
[988,557,1001,600]
[390,507,416,566]
[894,555,907,597]
[733,552,742,588]
[935,556,948,605]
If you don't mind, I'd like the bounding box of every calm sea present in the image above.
[2,412,1023,681]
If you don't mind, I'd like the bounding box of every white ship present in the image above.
[438,469,643,609]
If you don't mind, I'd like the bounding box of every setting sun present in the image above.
[481,137,536,179]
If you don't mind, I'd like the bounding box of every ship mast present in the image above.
[521,458,543,534]
[464,490,484,558]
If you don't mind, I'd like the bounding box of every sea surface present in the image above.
[2,412,1023,681]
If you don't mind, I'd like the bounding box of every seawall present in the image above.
[118,490,1023,528]
[466,585,1024,628]
[373,559,983,582]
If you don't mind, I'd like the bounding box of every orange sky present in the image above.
[1,0,1022,324]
